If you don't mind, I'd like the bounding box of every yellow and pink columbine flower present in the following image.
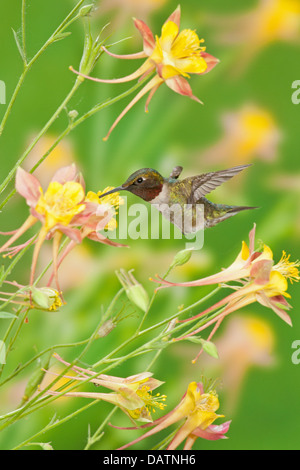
[70,5,219,140]
[0,165,124,298]
[114,381,230,450]
[45,353,166,423]
[153,225,299,360]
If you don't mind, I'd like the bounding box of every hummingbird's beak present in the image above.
[98,186,125,199]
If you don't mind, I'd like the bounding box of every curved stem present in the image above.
[0,0,85,137]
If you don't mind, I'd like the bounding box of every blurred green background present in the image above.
[0,0,300,450]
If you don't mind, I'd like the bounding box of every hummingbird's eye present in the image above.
[136,177,144,184]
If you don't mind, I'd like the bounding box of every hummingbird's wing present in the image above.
[189,164,252,203]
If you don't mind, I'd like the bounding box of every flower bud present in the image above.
[21,352,52,404]
[78,4,94,17]
[170,248,194,269]
[68,109,79,120]
[31,287,62,311]
[96,319,116,338]
[116,269,149,312]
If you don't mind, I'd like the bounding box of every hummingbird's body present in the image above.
[99,165,256,234]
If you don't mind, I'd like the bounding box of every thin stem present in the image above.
[93,287,221,367]
[0,76,150,210]
[0,0,85,137]
[137,266,172,334]
[12,400,98,450]
[0,287,125,430]
[84,407,118,450]
[0,79,81,196]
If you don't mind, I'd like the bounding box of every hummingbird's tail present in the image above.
[205,201,258,228]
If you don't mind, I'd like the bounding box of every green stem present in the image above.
[0,76,150,210]
[84,407,118,450]
[0,79,81,196]
[12,400,99,450]
[0,287,125,430]
[93,286,221,368]
[0,0,85,137]
[137,265,172,334]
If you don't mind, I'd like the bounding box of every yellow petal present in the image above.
[261,244,274,261]
[241,240,250,261]
[174,55,208,75]
[268,270,288,295]
[160,21,179,51]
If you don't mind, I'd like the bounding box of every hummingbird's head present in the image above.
[99,168,165,202]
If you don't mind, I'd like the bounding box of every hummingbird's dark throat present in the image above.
[136,185,163,202]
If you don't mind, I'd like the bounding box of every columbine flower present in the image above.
[115,381,230,450]
[0,165,124,296]
[45,353,166,423]
[209,0,300,73]
[153,225,299,361]
[0,281,62,312]
[70,5,219,140]
[200,104,282,167]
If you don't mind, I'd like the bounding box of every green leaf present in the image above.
[183,337,219,359]
[52,31,72,43]
[12,28,26,62]
[201,340,219,359]
[0,311,18,319]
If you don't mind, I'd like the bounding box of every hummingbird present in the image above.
[99,164,257,234]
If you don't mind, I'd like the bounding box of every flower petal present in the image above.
[51,164,79,184]
[15,167,42,207]
[201,52,220,74]
[134,18,156,55]
[165,75,203,103]
[160,21,179,51]
[165,5,181,29]
[55,225,82,243]
[250,259,274,284]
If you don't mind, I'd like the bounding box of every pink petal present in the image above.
[200,52,220,74]
[87,231,127,247]
[165,5,181,28]
[55,225,82,243]
[192,420,231,440]
[51,164,79,184]
[165,76,203,104]
[15,167,41,207]
[257,292,293,326]
[250,259,273,285]
[133,18,155,55]
[248,223,256,254]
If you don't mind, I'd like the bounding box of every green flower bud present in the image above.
[21,352,52,405]
[31,287,62,311]
[96,319,116,338]
[116,269,149,312]
[170,248,194,269]
[78,4,94,17]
